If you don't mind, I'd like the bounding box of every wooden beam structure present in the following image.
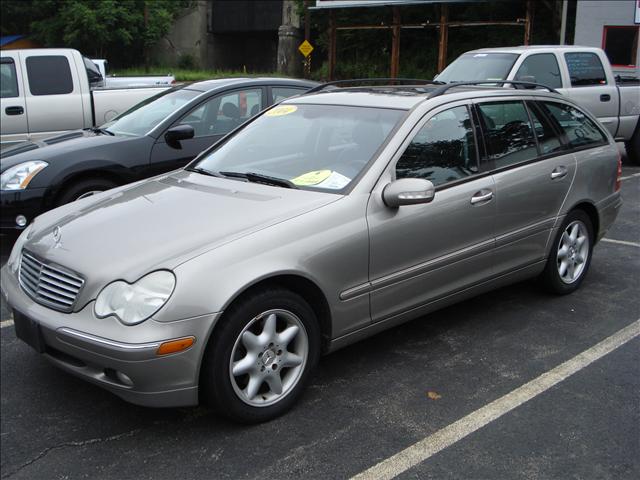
[437,4,449,73]
[323,2,532,81]
[390,7,401,78]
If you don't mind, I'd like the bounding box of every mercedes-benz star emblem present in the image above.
[52,226,62,248]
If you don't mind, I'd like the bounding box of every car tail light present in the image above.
[615,153,622,192]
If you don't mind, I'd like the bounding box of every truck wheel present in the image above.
[56,178,118,206]
[625,125,640,165]
[539,210,594,295]
[200,288,320,423]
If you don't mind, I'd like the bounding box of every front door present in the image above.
[0,54,28,148]
[367,103,496,322]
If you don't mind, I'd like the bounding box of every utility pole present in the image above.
[144,2,150,72]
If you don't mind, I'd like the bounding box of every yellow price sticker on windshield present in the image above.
[266,105,298,117]
[291,170,332,186]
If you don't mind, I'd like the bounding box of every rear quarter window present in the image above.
[26,56,74,95]
[564,52,607,87]
[541,101,608,149]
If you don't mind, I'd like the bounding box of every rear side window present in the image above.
[477,101,537,168]
[564,52,607,87]
[526,102,563,154]
[0,60,19,98]
[26,56,74,95]
[396,105,478,187]
[514,53,562,89]
[272,87,306,103]
[540,102,607,149]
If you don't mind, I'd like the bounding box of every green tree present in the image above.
[0,0,193,67]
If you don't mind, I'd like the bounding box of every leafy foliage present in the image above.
[0,0,193,67]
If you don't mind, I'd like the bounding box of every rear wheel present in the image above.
[539,210,594,295]
[56,178,118,206]
[201,288,320,423]
[625,125,640,165]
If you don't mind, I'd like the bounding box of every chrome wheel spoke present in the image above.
[232,355,256,376]
[241,331,261,352]
[557,246,569,259]
[567,261,576,280]
[281,352,303,368]
[576,235,587,249]
[260,313,277,343]
[245,374,263,400]
[559,259,569,277]
[569,224,579,242]
[264,373,283,395]
[277,325,299,348]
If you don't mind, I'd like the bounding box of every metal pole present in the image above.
[559,0,568,45]
[329,10,336,80]
[437,4,449,73]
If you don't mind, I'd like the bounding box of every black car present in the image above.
[0,77,317,230]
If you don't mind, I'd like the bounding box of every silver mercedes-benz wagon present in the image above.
[1,80,622,422]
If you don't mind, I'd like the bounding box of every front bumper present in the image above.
[0,188,47,231]
[1,265,220,407]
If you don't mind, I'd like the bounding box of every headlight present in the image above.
[1,161,48,190]
[95,271,176,325]
[8,224,33,273]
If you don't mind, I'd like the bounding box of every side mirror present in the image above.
[382,178,435,208]
[165,125,195,149]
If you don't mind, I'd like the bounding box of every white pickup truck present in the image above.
[436,46,640,163]
[0,49,171,149]
[90,59,175,88]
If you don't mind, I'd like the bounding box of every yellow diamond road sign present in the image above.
[298,40,314,58]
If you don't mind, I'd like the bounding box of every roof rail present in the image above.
[306,78,445,94]
[427,80,558,99]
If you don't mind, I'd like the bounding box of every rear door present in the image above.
[367,102,496,322]
[21,51,85,139]
[476,98,576,274]
[150,87,265,174]
[0,54,28,148]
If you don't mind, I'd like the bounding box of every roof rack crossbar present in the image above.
[427,80,558,99]
[306,78,445,94]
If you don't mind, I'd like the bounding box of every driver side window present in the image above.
[396,105,479,187]
[178,88,263,138]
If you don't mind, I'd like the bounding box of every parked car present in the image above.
[436,46,640,163]
[1,80,622,423]
[90,58,176,88]
[0,48,171,149]
[0,77,317,230]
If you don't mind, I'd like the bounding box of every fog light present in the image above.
[157,337,195,355]
[16,215,27,227]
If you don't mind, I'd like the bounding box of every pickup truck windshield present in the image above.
[104,88,200,137]
[191,104,404,193]
[437,53,519,83]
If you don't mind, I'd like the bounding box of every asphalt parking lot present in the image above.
[1,157,638,480]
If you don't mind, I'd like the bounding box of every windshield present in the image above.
[192,104,405,193]
[103,88,201,136]
[436,53,519,83]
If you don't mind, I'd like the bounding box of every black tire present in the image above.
[625,125,640,165]
[56,178,118,206]
[539,210,594,295]
[201,288,320,424]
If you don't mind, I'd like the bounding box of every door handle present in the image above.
[5,106,24,116]
[551,166,568,180]
[470,190,493,205]
[600,94,611,102]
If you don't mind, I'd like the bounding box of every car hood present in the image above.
[0,130,137,169]
[23,170,340,308]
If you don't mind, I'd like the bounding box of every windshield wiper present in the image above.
[186,166,222,177]
[89,127,114,136]
[219,171,298,189]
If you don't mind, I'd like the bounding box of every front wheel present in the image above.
[56,178,118,206]
[539,210,594,295]
[201,288,320,423]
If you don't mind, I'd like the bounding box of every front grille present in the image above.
[18,251,85,313]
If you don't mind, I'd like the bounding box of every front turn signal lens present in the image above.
[156,337,195,355]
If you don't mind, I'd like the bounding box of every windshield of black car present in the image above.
[103,88,200,136]
[192,103,405,193]
[436,53,519,83]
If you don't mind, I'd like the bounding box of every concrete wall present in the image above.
[573,0,639,77]
[152,1,209,69]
